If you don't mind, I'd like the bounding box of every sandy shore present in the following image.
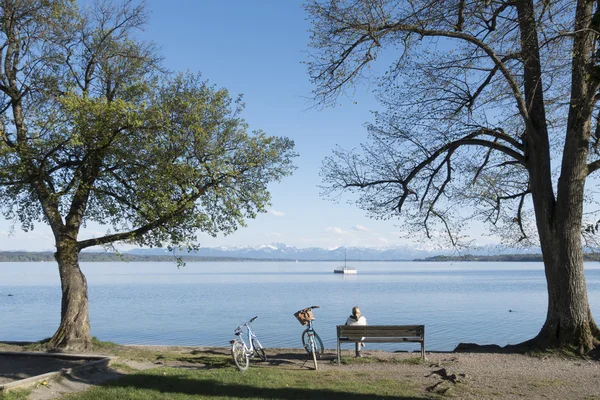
[1,343,599,399]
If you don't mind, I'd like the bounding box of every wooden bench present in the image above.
[336,325,425,363]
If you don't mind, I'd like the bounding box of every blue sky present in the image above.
[0,0,494,251]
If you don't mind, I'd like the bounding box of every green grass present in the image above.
[528,379,566,388]
[62,365,427,400]
[91,337,119,350]
[22,337,51,351]
[0,341,432,399]
[338,355,425,366]
[0,389,31,400]
[109,362,139,374]
[389,357,426,365]
[524,346,581,359]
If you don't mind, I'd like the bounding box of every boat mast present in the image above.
[344,248,347,267]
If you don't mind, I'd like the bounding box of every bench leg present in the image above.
[337,339,341,364]
[355,342,360,357]
[421,342,425,360]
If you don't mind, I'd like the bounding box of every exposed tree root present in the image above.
[455,334,600,359]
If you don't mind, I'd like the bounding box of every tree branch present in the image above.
[76,185,210,250]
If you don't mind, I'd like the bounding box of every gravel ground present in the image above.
[2,345,600,399]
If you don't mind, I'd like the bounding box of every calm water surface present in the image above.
[2,261,600,352]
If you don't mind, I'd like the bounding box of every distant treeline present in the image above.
[417,254,600,262]
[0,252,279,262]
[5,251,600,263]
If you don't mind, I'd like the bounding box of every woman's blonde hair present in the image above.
[352,306,361,317]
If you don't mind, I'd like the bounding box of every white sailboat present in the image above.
[334,248,357,274]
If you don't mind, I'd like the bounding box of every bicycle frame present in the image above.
[297,306,323,370]
[230,316,267,371]
[304,320,317,348]
[233,322,259,357]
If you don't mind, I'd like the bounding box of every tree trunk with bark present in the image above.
[46,241,92,351]
[512,0,600,354]
[533,192,600,353]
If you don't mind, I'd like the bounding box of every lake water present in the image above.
[2,261,600,352]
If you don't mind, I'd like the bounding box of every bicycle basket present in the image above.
[294,308,314,326]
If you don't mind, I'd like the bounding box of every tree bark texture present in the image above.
[47,242,92,350]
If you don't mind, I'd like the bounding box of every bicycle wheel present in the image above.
[302,329,324,358]
[231,340,249,371]
[252,338,267,362]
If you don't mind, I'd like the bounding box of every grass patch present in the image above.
[339,356,424,366]
[0,389,31,400]
[91,337,119,350]
[524,347,581,359]
[22,338,51,351]
[337,356,380,365]
[62,366,427,399]
[389,357,425,365]
[110,362,139,374]
[522,343,590,360]
[529,379,566,388]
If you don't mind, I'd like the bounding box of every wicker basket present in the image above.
[294,308,314,326]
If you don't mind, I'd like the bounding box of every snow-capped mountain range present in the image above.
[125,243,541,261]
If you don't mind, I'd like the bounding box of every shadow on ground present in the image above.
[104,374,425,400]
[64,365,125,386]
[453,343,507,353]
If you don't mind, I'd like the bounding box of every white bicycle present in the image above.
[230,316,267,371]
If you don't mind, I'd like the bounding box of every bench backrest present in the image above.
[337,325,424,339]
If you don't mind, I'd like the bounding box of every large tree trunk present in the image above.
[527,132,600,353]
[534,236,600,353]
[47,241,92,351]
[527,142,600,353]
[514,0,600,354]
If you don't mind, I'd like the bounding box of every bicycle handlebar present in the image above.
[234,316,258,332]
[310,305,320,309]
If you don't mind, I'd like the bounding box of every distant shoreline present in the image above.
[0,251,288,262]
[416,254,600,262]
[1,250,599,262]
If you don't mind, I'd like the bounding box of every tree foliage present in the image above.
[0,0,296,349]
[0,0,296,252]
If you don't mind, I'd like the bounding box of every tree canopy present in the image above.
[306,0,600,352]
[0,0,296,252]
[0,0,296,349]
[308,0,598,247]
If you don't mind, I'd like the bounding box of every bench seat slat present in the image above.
[339,338,423,343]
[338,330,422,336]
[339,325,423,330]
